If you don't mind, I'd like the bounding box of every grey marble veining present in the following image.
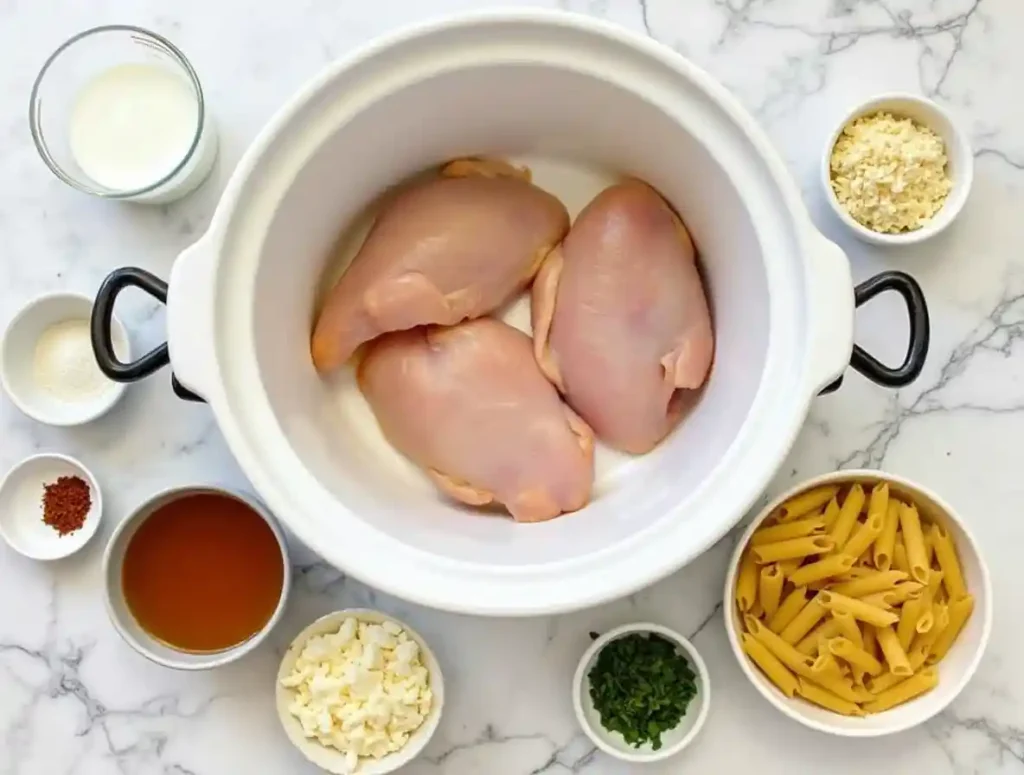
[2,1,1023,773]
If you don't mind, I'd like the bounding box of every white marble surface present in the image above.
[1,0,1022,772]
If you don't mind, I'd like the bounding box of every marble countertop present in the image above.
[2,0,1022,773]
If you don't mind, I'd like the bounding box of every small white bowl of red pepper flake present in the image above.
[0,453,101,560]
[572,622,710,763]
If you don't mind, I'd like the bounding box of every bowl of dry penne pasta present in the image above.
[724,470,991,736]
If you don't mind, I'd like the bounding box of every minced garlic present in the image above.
[829,111,952,234]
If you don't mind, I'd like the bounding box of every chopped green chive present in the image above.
[587,632,697,750]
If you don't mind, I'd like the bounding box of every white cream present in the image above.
[69,63,217,202]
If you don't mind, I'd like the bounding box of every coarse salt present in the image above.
[829,111,952,234]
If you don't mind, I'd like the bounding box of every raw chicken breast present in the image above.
[532,180,714,454]
[358,319,594,522]
[311,159,570,374]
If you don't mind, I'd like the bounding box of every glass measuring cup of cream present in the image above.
[30,26,218,204]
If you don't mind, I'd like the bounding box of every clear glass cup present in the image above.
[29,25,218,204]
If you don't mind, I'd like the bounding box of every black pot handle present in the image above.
[820,270,930,394]
[91,267,205,402]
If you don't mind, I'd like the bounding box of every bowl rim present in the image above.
[101,484,292,670]
[572,621,711,761]
[0,452,103,560]
[274,608,445,774]
[723,469,993,737]
[0,291,130,426]
[820,92,973,246]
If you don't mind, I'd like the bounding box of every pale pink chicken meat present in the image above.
[358,318,594,522]
[311,159,569,374]
[532,180,714,454]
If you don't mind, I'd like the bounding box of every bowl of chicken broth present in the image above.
[102,486,291,669]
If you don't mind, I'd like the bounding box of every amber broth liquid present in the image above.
[122,493,285,653]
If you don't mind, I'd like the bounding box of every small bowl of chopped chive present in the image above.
[821,92,973,245]
[573,623,710,763]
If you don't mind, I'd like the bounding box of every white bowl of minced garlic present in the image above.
[822,93,973,245]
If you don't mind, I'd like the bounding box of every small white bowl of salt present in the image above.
[1,292,130,426]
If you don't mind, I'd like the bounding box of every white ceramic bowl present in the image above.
[573,622,710,762]
[724,470,992,737]
[102,485,292,670]
[276,609,444,774]
[821,93,973,245]
[0,453,102,560]
[1,292,130,425]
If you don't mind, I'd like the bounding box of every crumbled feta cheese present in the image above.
[829,111,952,234]
[281,617,433,773]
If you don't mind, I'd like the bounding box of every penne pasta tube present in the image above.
[810,651,844,680]
[908,643,930,671]
[819,591,899,627]
[758,564,784,619]
[742,633,799,698]
[924,527,937,568]
[779,486,839,522]
[751,516,826,546]
[883,582,925,606]
[898,502,930,584]
[865,670,906,695]
[832,611,863,648]
[862,667,938,713]
[828,484,865,551]
[787,554,855,587]
[928,595,974,664]
[842,512,884,561]
[769,587,808,633]
[851,666,866,687]
[752,535,834,564]
[857,592,895,609]
[838,567,875,580]
[745,616,815,678]
[859,583,923,610]
[735,550,759,611]
[777,558,802,577]
[831,570,909,598]
[805,669,872,703]
[876,625,913,676]
[915,585,935,634]
[926,568,945,599]
[874,500,901,570]
[867,483,889,522]
[893,537,909,574]
[821,497,841,530]
[796,618,843,655]
[862,622,878,659]
[912,602,948,657]
[750,600,765,619]
[896,596,926,651]
[797,677,863,716]
[929,523,967,601]
[828,636,883,676]
[780,594,829,645]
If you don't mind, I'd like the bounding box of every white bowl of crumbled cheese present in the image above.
[276,609,444,774]
[822,93,973,245]
[1,292,130,425]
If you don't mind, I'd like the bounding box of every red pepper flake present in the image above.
[42,475,91,536]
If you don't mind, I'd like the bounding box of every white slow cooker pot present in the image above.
[91,11,929,616]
